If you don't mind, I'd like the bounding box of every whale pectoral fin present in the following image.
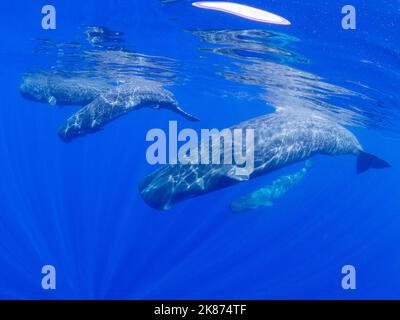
[48,96,57,106]
[227,167,251,181]
[175,105,200,122]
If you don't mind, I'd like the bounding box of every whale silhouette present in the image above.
[20,72,199,142]
[139,112,390,210]
[230,160,313,212]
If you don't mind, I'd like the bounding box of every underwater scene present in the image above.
[0,0,399,299]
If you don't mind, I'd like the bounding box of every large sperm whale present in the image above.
[20,73,198,142]
[139,112,391,210]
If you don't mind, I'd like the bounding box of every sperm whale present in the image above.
[139,112,390,210]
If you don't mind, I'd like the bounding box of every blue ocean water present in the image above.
[0,0,399,299]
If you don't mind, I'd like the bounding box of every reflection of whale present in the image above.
[20,73,198,142]
[139,112,391,210]
[230,161,312,212]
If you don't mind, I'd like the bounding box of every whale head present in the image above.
[57,112,97,143]
[138,164,200,211]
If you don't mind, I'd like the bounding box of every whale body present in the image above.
[20,73,111,106]
[230,161,312,212]
[57,80,199,142]
[139,112,390,210]
[20,73,198,142]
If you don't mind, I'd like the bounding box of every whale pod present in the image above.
[20,73,199,142]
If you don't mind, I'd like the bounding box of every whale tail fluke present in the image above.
[357,151,391,174]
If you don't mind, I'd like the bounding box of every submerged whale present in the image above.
[20,73,111,107]
[20,73,198,142]
[57,81,199,142]
[139,112,391,210]
[230,161,312,212]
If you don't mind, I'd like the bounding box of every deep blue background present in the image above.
[0,0,399,299]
